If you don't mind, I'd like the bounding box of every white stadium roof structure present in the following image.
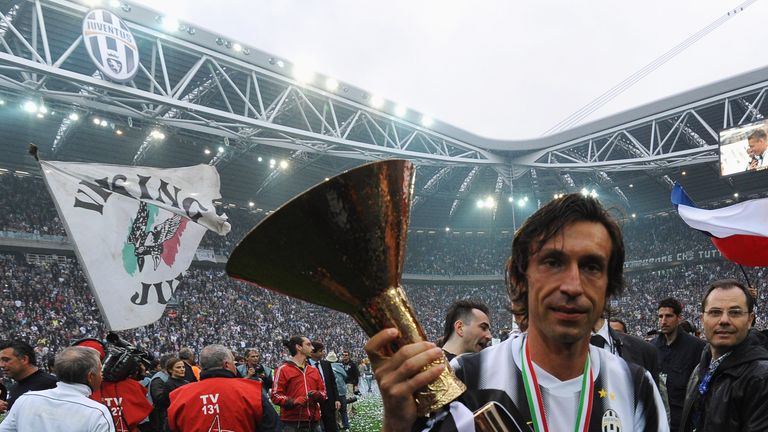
[1,0,767,231]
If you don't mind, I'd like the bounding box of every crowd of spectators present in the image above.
[2,172,767,377]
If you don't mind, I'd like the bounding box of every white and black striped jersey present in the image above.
[421,335,668,432]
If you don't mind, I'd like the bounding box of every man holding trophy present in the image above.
[227,161,667,432]
[366,194,668,431]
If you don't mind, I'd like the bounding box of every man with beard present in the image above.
[653,297,705,432]
[440,300,492,361]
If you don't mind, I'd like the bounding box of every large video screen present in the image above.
[719,119,768,176]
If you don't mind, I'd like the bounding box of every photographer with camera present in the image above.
[83,333,153,432]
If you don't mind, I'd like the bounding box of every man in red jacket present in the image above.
[167,344,279,432]
[271,336,327,432]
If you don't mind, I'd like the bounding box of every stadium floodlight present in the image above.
[523,196,529,202]
[369,95,385,109]
[476,199,485,208]
[734,192,739,197]
[581,188,589,196]
[518,198,526,207]
[485,197,496,209]
[276,60,285,68]
[445,227,450,232]
[217,146,224,153]
[68,112,79,121]
[23,101,37,113]
[682,171,687,176]
[161,16,180,32]
[325,78,339,91]
[279,160,289,169]
[150,129,165,140]
[508,196,514,203]
[293,64,315,84]
[590,189,598,198]
[420,115,433,127]
[36,113,44,118]
[0,99,5,105]
[629,184,634,188]
[394,105,407,117]
[204,149,211,155]
[100,120,109,127]
[232,43,243,52]
[92,117,100,125]
[249,202,255,207]
[257,156,263,162]
[631,213,637,218]
[115,129,123,135]
[269,159,276,168]
[37,105,48,114]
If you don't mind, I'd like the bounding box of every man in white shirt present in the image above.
[0,346,114,432]
[747,128,767,170]
[366,194,668,431]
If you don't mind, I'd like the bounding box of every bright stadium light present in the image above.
[204,149,211,155]
[508,196,514,203]
[232,43,243,52]
[476,199,485,208]
[445,227,450,232]
[217,146,224,153]
[325,78,339,91]
[161,16,180,32]
[518,198,526,207]
[23,101,37,113]
[734,192,739,197]
[100,119,109,127]
[590,189,598,198]
[257,156,263,162]
[631,213,637,218]
[293,64,315,84]
[249,201,255,207]
[581,188,589,196]
[93,117,100,125]
[369,95,385,109]
[68,112,79,121]
[279,160,289,169]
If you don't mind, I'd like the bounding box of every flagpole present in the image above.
[738,264,756,298]
[28,143,116,331]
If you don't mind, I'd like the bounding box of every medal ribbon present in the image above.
[519,336,594,432]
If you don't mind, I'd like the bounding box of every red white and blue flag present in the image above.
[672,183,768,267]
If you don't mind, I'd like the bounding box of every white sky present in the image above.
[132,0,768,140]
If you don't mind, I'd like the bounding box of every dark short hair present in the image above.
[748,128,767,142]
[244,349,259,357]
[311,341,325,353]
[658,298,683,316]
[610,319,627,333]
[55,346,100,386]
[442,300,490,341]
[701,279,754,313]
[282,336,305,356]
[158,354,175,370]
[164,357,182,374]
[679,320,696,334]
[0,339,36,365]
[178,347,194,361]
[505,194,625,314]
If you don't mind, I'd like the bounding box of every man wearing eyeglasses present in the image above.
[679,279,768,432]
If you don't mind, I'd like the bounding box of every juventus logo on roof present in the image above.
[82,9,139,82]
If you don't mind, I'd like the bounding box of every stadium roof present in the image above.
[0,0,767,232]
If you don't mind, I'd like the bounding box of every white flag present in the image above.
[40,161,231,330]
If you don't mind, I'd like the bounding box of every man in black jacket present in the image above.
[652,297,705,432]
[0,339,57,413]
[310,341,340,432]
[680,279,768,432]
[592,316,660,383]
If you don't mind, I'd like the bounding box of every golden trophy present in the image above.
[226,159,465,416]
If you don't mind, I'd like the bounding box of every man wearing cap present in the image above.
[0,339,57,413]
